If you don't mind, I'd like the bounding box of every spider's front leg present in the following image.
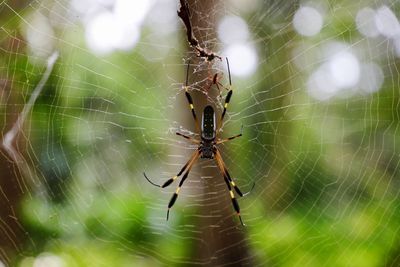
[183,62,201,132]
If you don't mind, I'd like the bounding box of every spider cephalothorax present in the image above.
[144,58,253,225]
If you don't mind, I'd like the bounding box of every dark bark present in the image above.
[0,75,26,265]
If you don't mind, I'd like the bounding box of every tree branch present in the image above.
[177,0,222,62]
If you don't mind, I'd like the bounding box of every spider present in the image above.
[204,71,229,95]
[144,58,253,225]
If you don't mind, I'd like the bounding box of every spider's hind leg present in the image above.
[166,150,200,220]
[143,149,200,188]
[214,148,246,226]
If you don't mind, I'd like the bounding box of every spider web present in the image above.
[1,0,400,266]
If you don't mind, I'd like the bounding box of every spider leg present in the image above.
[216,125,243,145]
[176,132,200,144]
[214,149,244,197]
[215,149,255,196]
[220,89,232,124]
[214,148,245,226]
[143,148,200,188]
[183,62,201,132]
[218,59,233,132]
[184,90,200,132]
[167,150,200,220]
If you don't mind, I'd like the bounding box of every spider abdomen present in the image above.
[201,105,216,140]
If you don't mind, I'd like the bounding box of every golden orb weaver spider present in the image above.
[144,58,254,226]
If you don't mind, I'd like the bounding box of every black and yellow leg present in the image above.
[218,151,255,197]
[166,152,200,220]
[214,149,245,197]
[143,149,200,188]
[161,149,199,188]
[166,171,188,220]
[219,57,233,129]
[220,90,232,124]
[185,90,200,131]
[220,171,243,224]
[183,62,200,131]
[230,190,244,226]
[214,150,244,225]
[167,192,178,220]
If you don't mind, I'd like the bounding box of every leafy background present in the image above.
[0,0,399,266]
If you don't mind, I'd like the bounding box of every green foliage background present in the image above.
[0,1,400,266]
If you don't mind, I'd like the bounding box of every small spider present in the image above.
[204,66,231,95]
[144,58,254,225]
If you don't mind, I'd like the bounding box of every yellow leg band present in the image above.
[190,104,194,109]
[176,187,181,194]
[230,191,234,198]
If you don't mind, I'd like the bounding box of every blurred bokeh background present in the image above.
[1,0,400,266]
